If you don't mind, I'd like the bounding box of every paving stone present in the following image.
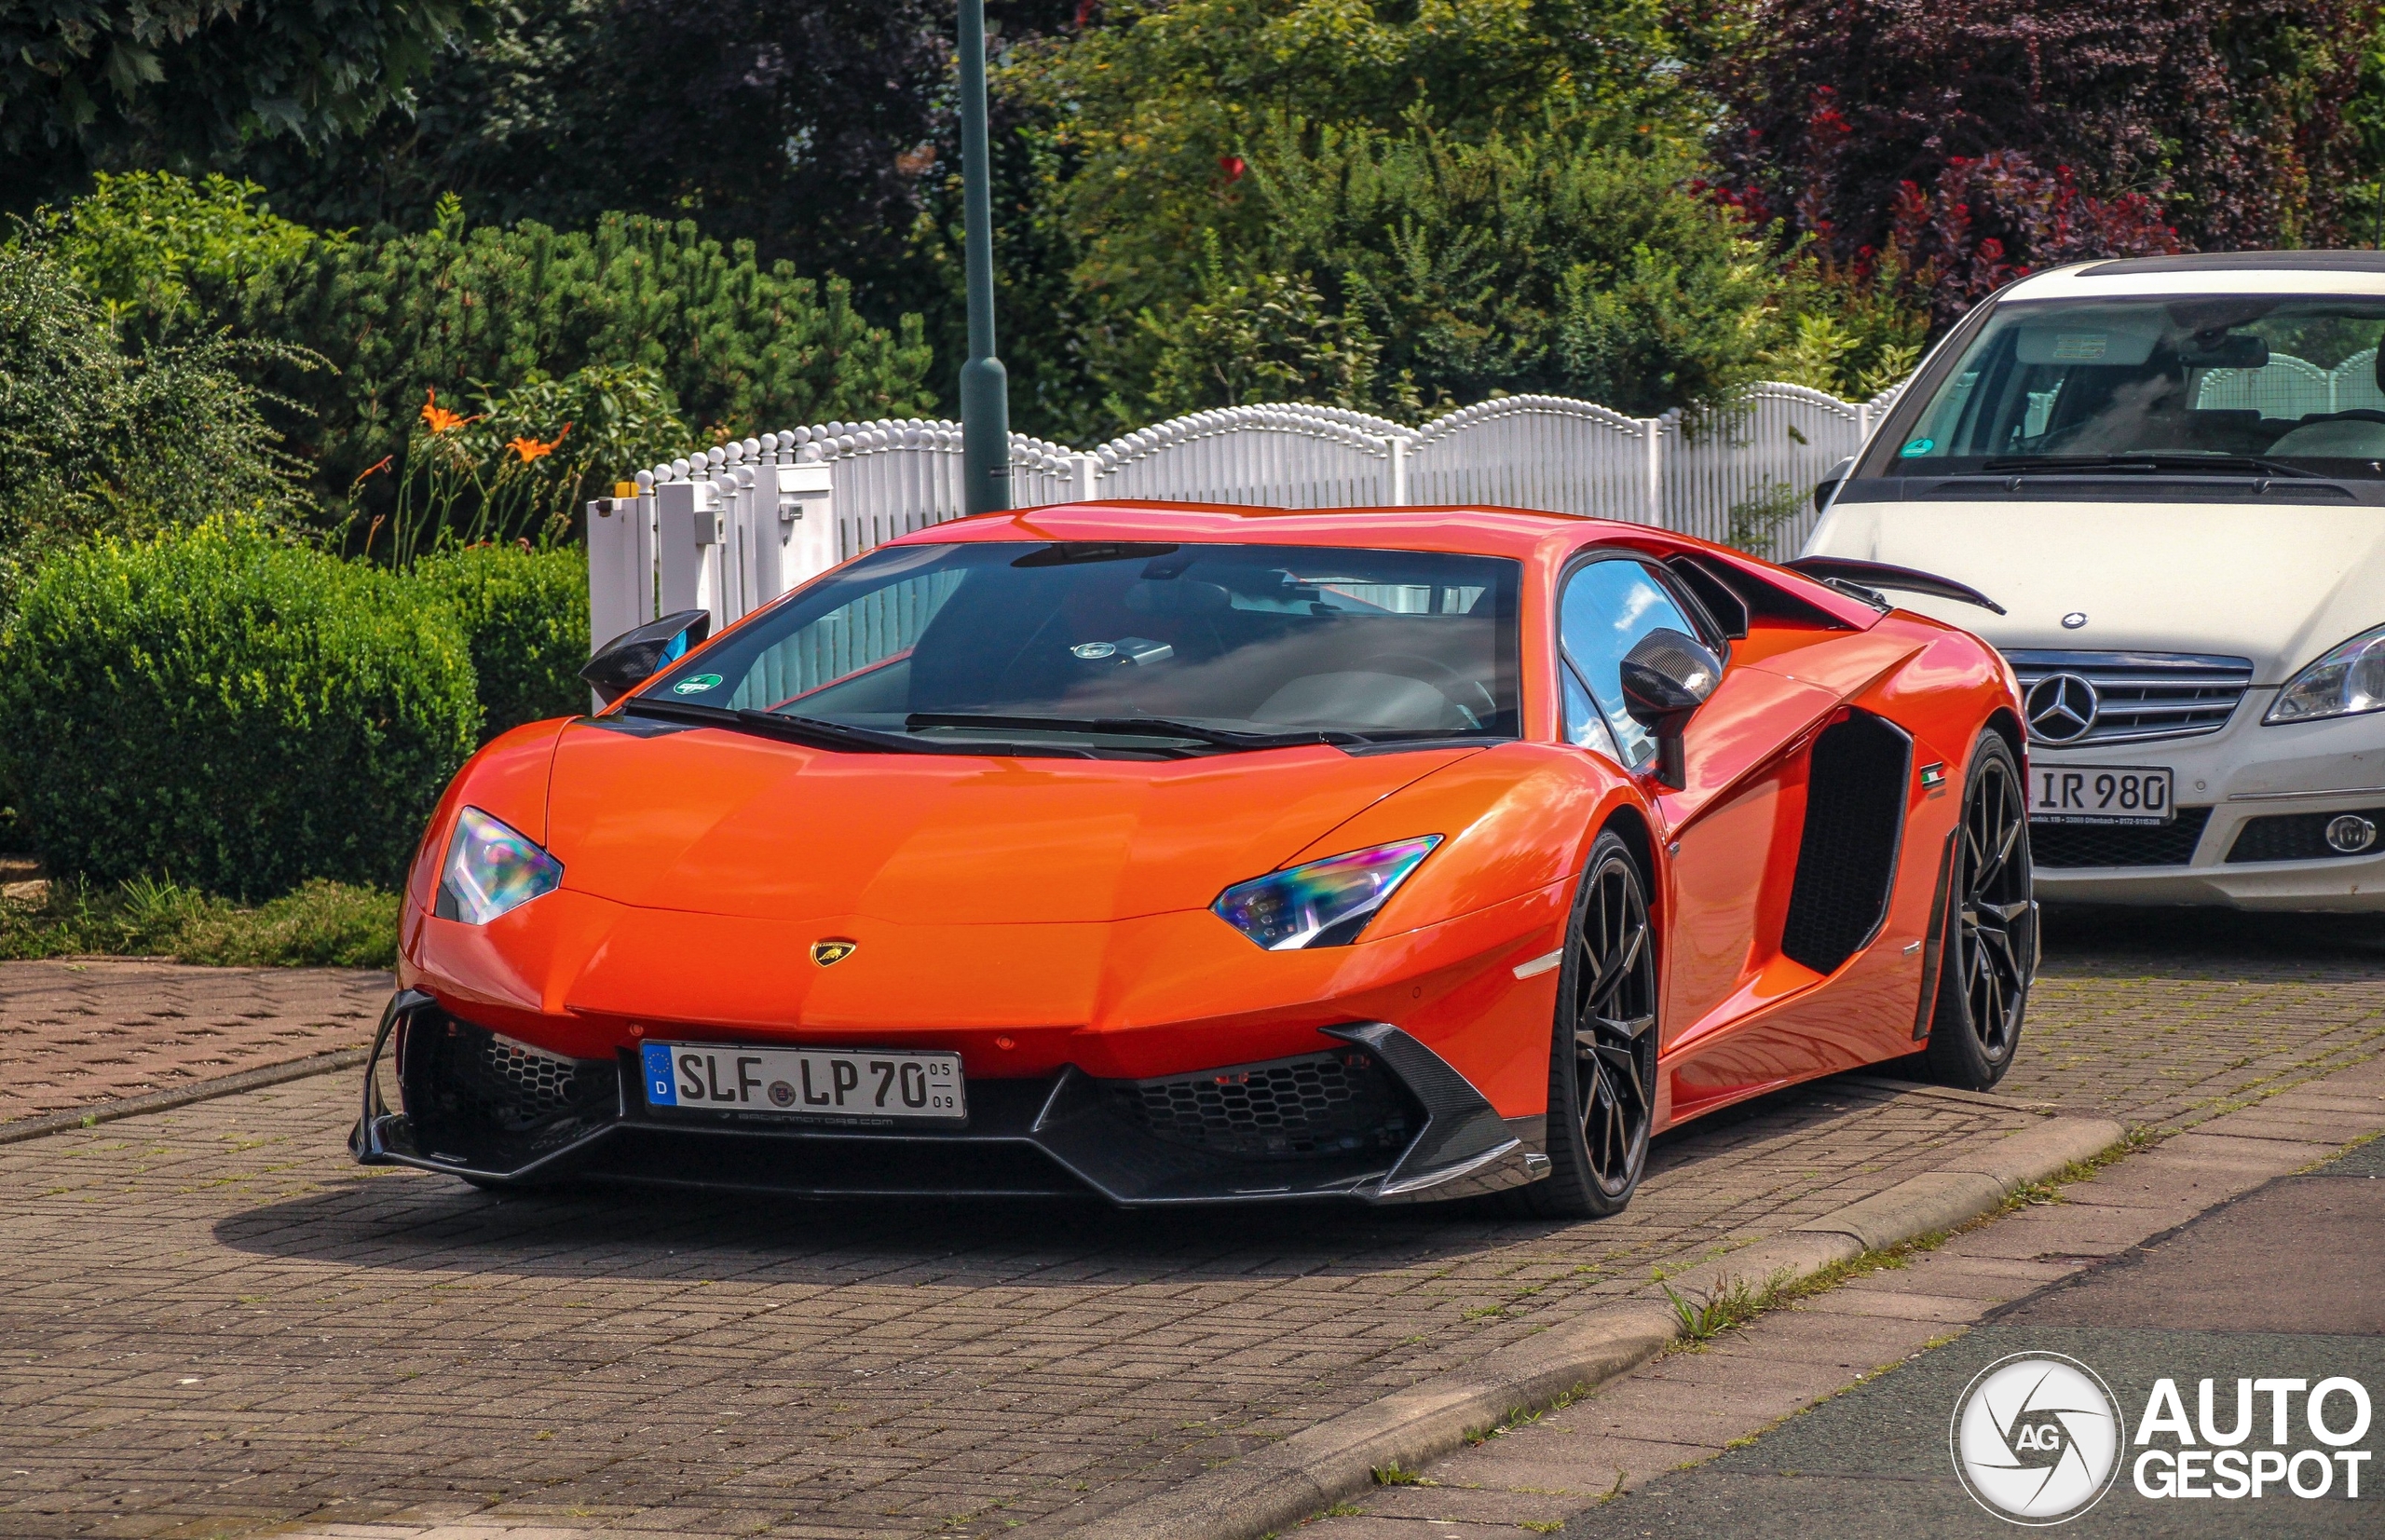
[0,961,388,1124]
[3,925,2381,1538]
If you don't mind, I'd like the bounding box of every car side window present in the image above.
[1560,663,1622,761]
[1560,557,1702,771]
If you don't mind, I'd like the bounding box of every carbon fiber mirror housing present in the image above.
[1619,626,1722,789]
[580,609,713,707]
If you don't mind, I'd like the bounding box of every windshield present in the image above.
[1873,295,2385,479]
[637,540,1520,756]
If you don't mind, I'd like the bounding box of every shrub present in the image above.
[0,519,479,898]
[220,209,938,502]
[1235,119,1781,416]
[415,543,592,739]
[40,170,319,335]
[0,240,303,606]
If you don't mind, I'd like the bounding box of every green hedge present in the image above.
[0,519,480,898]
[415,543,592,739]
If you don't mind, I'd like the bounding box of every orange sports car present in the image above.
[353,503,2034,1216]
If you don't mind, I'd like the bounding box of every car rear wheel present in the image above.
[1923,730,2034,1090]
[1523,830,1659,1219]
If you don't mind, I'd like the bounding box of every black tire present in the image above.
[1923,730,2034,1090]
[1523,830,1660,1219]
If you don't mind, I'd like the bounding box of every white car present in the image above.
[1806,252,2385,910]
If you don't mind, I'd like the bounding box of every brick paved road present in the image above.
[0,962,388,1124]
[0,911,2378,1540]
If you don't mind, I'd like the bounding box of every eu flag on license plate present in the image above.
[641,1042,678,1106]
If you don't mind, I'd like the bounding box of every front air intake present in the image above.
[398,1013,619,1164]
[1116,1049,1413,1162]
[1780,710,1911,975]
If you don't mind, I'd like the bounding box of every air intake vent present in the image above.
[399,1014,618,1160]
[2032,808,2212,867]
[2226,806,2385,864]
[1116,1050,1412,1162]
[1781,711,1911,975]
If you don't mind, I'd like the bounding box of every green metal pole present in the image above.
[957,0,1011,513]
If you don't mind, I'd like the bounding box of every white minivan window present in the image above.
[1872,296,2385,478]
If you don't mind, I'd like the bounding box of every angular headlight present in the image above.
[1212,836,1442,950]
[435,807,564,923]
[2265,624,2385,725]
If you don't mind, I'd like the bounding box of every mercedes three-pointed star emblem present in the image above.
[2025,673,2100,743]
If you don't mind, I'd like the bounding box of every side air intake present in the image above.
[1780,710,1912,975]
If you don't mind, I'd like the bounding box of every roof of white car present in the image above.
[2004,251,2385,302]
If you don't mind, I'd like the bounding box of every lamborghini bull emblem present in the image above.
[810,938,858,967]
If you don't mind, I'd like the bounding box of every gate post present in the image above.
[656,478,723,629]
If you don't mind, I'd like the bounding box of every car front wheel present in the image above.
[1523,829,1659,1219]
[1923,729,2034,1090]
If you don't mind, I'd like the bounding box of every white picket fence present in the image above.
[586,382,1904,650]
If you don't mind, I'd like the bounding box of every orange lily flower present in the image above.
[505,422,572,464]
[420,388,478,434]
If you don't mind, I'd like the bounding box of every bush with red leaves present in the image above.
[1702,0,2366,264]
[1888,151,2185,326]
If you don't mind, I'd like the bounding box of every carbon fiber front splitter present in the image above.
[351,992,1549,1206]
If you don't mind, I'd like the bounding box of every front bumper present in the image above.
[350,993,1547,1206]
[2028,690,2385,910]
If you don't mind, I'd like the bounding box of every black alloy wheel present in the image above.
[1525,829,1659,1218]
[1924,730,2034,1089]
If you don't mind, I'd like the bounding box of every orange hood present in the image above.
[542,721,1479,925]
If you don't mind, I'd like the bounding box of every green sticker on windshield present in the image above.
[673,673,723,695]
[1900,438,1935,457]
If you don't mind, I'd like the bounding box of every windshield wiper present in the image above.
[1980,453,2324,480]
[904,711,1365,750]
[621,696,940,754]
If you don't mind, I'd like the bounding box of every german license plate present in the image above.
[2029,765,2175,825]
[640,1042,965,1124]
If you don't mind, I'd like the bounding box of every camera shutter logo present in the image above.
[1952,1352,2123,1524]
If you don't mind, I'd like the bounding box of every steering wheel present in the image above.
[2306,409,2385,426]
[1368,651,1502,726]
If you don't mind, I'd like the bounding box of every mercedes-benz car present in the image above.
[1808,251,2385,909]
[354,503,2031,1214]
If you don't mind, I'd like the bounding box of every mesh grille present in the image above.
[2226,806,2385,864]
[473,1033,584,1123]
[2032,807,2212,868]
[1781,712,1909,975]
[402,1015,616,1159]
[2007,650,2252,746]
[1117,1050,1411,1162]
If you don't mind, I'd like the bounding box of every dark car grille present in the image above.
[400,1014,619,1158]
[2227,806,2385,864]
[2006,650,2253,746]
[1117,1049,1413,1162]
[2031,807,2212,868]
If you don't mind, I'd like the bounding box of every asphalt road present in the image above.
[1556,1138,2385,1537]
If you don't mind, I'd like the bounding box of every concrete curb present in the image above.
[1040,1112,2127,1540]
[0,1046,369,1147]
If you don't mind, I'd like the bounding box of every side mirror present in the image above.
[1619,627,1722,790]
[1813,456,1854,511]
[580,609,712,707]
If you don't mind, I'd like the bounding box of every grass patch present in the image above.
[1661,1275,1766,1344]
[0,875,398,967]
[1371,1460,1424,1486]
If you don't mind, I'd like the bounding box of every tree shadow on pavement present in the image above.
[2042,903,2385,973]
